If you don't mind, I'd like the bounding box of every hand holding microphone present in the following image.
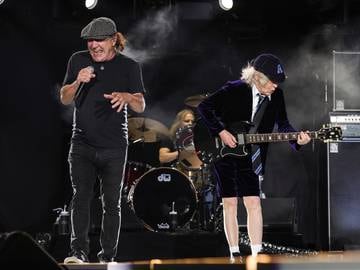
[74,66,95,100]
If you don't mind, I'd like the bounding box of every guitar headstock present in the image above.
[318,124,343,142]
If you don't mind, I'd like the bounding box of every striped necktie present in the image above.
[251,94,268,175]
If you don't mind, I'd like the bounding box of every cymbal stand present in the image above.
[259,175,266,199]
[198,163,219,232]
[188,165,209,232]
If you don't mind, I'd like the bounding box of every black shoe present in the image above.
[98,253,115,263]
[64,250,89,263]
[230,252,243,263]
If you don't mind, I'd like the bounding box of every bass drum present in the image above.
[128,167,198,232]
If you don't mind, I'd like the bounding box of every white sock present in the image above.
[251,244,262,256]
[229,246,239,255]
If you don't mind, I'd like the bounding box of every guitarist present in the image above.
[197,53,311,260]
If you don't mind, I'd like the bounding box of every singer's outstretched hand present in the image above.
[104,92,131,112]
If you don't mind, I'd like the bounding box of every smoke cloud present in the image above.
[284,22,360,128]
[122,6,179,63]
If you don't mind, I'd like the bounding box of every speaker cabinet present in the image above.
[328,142,360,250]
[0,231,62,269]
[332,51,360,111]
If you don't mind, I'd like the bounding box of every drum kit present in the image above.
[124,93,219,233]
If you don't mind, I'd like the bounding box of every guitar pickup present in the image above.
[215,137,220,149]
[215,137,225,149]
[237,133,245,145]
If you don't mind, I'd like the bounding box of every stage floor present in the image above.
[50,230,305,263]
[59,251,360,270]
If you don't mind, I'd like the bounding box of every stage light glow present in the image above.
[219,0,233,11]
[85,0,98,9]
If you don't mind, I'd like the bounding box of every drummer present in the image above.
[158,109,202,170]
[159,109,217,231]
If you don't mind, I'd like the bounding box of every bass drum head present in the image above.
[129,167,198,232]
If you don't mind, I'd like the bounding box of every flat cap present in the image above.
[80,17,117,40]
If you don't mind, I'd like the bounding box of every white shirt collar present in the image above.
[252,84,271,100]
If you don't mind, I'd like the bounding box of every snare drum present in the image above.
[176,163,213,191]
[176,164,202,190]
[128,167,198,232]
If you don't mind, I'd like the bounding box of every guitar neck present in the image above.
[245,131,318,144]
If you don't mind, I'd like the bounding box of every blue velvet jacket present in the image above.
[197,79,298,173]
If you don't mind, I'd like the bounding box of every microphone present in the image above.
[74,66,94,100]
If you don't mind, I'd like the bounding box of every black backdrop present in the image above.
[1,0,360,250]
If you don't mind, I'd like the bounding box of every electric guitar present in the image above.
[193,118,343,164]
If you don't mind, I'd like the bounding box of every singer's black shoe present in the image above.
[64,250,89,264]
[98,255,115,263]
[98,252,115,263]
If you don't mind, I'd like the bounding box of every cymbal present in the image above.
[184,94,208,107]
[128,117,170,143]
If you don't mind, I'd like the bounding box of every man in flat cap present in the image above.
[197,53,311,261]
[60,17,146,263]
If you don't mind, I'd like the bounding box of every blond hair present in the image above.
[114,32,126,52]
[241,63,270,86]
[169,109,194,139]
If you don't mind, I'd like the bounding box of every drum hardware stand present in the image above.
[214,202,224,232]
[205,164,221,232]
[188,163,220,232]
[207,183,220,232]
[259,175,266,199]
[169,201,178,231]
